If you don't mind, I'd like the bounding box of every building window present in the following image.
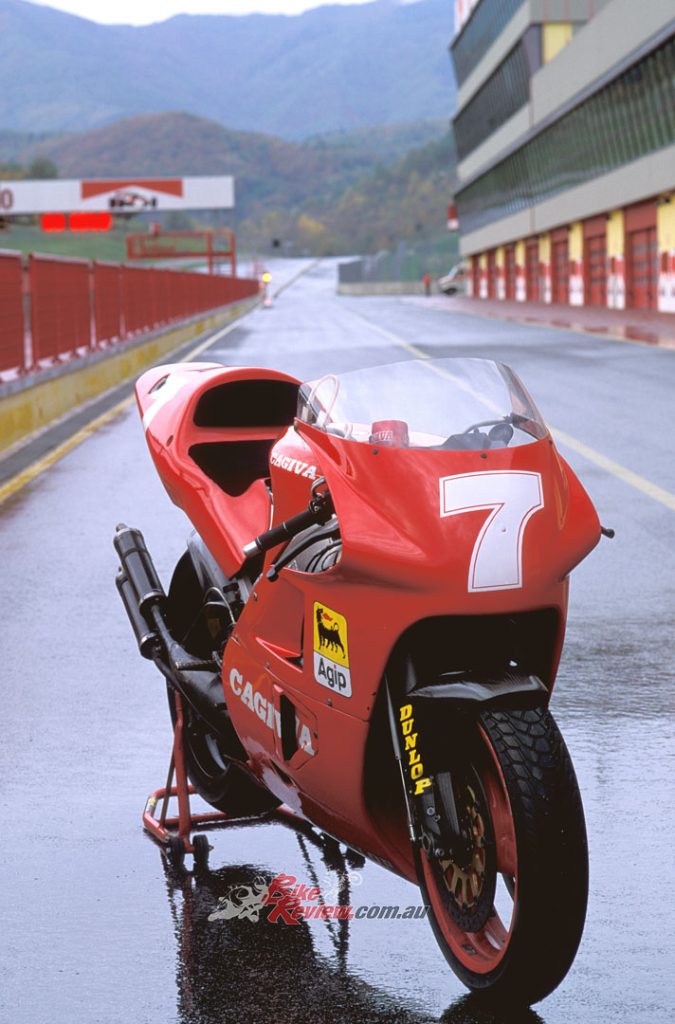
[451,0,526,86]
[453,31,540,161]
[456,37,675,235]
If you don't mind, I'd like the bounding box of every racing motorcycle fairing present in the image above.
[135,362,301,577]
[217,360,600,875]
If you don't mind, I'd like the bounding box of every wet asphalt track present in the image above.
[1,260,674,1024]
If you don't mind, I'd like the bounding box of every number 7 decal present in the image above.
[439,471,544,592]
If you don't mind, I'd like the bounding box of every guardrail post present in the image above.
[22,253,33,373]
[88,260,96,352]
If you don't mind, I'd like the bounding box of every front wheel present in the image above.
[416,708,588,1006]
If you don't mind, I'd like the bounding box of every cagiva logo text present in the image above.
[229,668,315,756]
[270,452,317,479]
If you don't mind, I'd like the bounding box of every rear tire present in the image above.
[166,553,279,818]
[416,707,588,1006]
[168,689,279,816]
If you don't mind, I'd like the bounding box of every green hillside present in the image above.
[0,111,457,259]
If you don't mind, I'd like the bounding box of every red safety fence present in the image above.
[122,264,156,337]
[0,252,259,380]
[93,262,123,346]
[30,254,91,365]
[0,251,25,376]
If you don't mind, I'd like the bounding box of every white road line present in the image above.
[548,428,675,511]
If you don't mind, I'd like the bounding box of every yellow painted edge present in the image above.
[0,396,135,505]
[0,304,257,505]
[0,299,257,456]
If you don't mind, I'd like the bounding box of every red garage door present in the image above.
[504,244,516,300]
[487,249,497,298]
[627,227,658,309]
[551,229,569,304]
[526,240,539,301]
[625,201,658,309]
[583,217,607,307]
[471,255,480,297]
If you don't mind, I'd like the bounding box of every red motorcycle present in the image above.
[114,356,604,1005]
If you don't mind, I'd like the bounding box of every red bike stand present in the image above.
[142,692,314,870]
[142,693,229,869]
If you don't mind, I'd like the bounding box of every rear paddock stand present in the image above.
[142,692,362,873]
[143,692,234,871]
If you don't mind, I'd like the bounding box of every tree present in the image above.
[27,156,58,179]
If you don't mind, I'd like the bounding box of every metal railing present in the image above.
[0,250,259,381]
[338,238,460,286]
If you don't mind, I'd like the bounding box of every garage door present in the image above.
[584,232,607,306]
[551,233,569,304]
[487,250,497,299]
[504,245,516,300]
[526,241,539,301]
[627,227,658,309]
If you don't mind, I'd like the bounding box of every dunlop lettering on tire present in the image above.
[313,602,351,697]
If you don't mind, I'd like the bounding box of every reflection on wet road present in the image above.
[161,837,545,1024]
[0,260,673,1023]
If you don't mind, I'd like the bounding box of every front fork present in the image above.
[385,667,548,862]
[385,681,469,862]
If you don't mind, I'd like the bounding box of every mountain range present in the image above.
[0,0,456,138]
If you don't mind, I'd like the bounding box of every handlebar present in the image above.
[242,479,333,560]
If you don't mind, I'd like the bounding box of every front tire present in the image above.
[416,707,588,1006]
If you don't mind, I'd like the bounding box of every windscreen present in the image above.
[297,358,547,451]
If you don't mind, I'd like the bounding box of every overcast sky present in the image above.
[28,0,381,25]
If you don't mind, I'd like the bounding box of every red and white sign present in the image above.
[0,176,234,215]
[454,0,480,37]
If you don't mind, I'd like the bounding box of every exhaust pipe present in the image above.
[113,524,234,737]
[115,570,160,659]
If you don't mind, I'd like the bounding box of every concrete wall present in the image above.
[531,0,675,124]
[337,281,430,296]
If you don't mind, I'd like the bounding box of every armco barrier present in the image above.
[0,252,260,381]
[0,251,25,377]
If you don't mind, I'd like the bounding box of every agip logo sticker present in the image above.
[313,603,351,698]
